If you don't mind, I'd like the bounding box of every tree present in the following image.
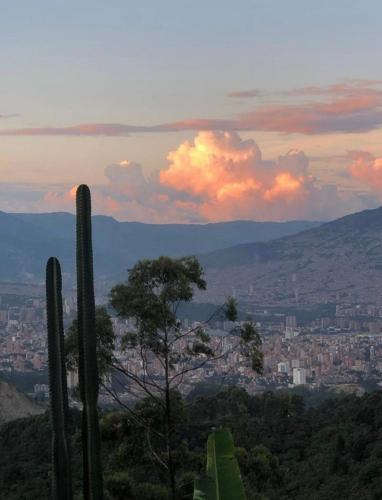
[108,256,263,499]
[65,306,115,387]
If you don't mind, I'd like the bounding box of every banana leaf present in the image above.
[193,428,246,500]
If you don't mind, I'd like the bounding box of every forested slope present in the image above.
[1,389,382,499]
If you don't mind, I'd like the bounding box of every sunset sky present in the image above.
[2,1,382,222]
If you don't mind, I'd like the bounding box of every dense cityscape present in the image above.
[2,290,382,402]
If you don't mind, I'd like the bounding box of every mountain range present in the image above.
[4,205,382,307]
[0,211,320,283]
[198,206,382,306]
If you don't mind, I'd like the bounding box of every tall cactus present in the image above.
[76,184,103,499]
[46,257,73,500]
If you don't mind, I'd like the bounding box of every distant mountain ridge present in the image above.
[0,211,321,283]
[197,206,382,306]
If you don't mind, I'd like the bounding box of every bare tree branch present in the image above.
[100,382,165,440]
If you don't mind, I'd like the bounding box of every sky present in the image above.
[2,0,382,222]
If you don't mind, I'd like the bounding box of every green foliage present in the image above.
[0,412,83,500]
[108,255,262,500]
[109,255,262,377]
[76,184,103,499]
[4,390,382,499]
[224,297,238,322]
[109,256,207,356]
[193,428,246,500]
[195,327,211,343]
[238,322,263,373]
[130,481,169,499]
[104,471,133,498]
[237,445,283,493]
[46,257,73,499]
[104,470,170,499]
[65,306,115,383]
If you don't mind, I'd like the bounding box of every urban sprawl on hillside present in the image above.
[2,293,382,402]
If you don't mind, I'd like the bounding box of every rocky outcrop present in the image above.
[0,380,44,425]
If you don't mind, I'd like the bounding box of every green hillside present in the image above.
[2,388,382,499]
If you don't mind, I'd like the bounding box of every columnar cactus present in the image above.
[46,256,73,500]
[76,184,103,499]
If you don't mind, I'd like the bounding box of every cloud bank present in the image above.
[35,131,377,223]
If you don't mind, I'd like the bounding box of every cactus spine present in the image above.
[76,184,103,499]
[46,257,73,500]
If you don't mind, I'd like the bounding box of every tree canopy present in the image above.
[3,389,382,499]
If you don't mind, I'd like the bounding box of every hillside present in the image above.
[0,380,43,425]
[1,388,382,499]
[198,206,382,306]
[0,211,320,283]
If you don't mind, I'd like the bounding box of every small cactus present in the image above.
[46,256,73,500]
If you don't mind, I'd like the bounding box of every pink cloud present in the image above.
[1,81,382,136]
[228,89,262,98]
[14,131,381,222]
[0,123,154,137]
[159,132,318,221]
[43,184,78,207]
[349,150,382,192]
[228,80,382,98]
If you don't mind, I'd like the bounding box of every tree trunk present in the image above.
[164,339,176,500]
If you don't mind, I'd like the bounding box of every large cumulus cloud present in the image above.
[349,150,382,193]
[38,131,377,222]
[158,131,368,221]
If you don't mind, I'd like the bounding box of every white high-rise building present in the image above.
[293,367,306,386]
[277,362,289,374]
